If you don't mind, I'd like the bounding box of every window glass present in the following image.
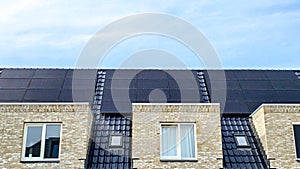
[22,123,61,161]
[180,124,195,158]
[162,126,177,157]
[25,126,42,157]
[235,136,249,146]
[161,124,196,160]
[294,125,300,158]
[44,125,61,158]
[109,135,123,147]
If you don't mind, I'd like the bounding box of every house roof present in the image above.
[1,68,300,169]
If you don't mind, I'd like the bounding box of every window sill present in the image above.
[21,159,60,163]
[160,159,198,162]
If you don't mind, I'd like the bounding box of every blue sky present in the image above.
[0,0,299,69]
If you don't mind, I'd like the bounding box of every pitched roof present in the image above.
[1,68,300,169]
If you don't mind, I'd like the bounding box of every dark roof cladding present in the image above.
[1,68,300,169]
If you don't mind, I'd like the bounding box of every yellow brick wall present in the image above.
[132,103,223,169]
[251,104,300,169]
[0,103,92,169]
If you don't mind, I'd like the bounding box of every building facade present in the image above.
[0,68,300,169]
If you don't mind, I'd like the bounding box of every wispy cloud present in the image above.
[0,0,299,68]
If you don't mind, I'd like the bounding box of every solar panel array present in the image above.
[204,70,300,114]
[100,70,204,113]
[0,69,97,103]
[1,68,300,169]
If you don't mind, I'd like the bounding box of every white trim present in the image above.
[0,102,89,105]
[21,123,62,162]
[292,124,300,160]
[160,123,197,161]
[250,103,300,117]
[132,103,219,106]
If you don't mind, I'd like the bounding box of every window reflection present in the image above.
[25,126,42,157]
[44,125,61,158]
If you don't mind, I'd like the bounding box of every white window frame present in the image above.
[292,122,300,160]
[21,123,62,162]
[160,123,197,161]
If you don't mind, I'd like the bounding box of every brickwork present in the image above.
[0,103,92,169]
[132,103,223,169]
[251,104,300,169]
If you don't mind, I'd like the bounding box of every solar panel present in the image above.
[206,80,241,91]
[137,70,168,79]
[59,89,95,102]
[137,79,169,89]
[0,89,26,101]
[62,78,96,89]
[33,69,67,78]
[65,69,98,79]
[242,90,277,101]
[275,90,300,102]
[28,78,64,89]
[166,70,197,79]
[204,70,234,81]
[102,89,134,101]
[238,80,274,90]
[0,78,31,89]
[234,70,267,80]
[0,69,35,78]
[105,79,137,89]
[269,80,300,90]
[23,89,61,102]
[264,70,298,80]
[100,101,131,113]
[224,100,250,113]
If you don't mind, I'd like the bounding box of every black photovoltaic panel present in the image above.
[0,78,31,89]
[223,101,250,113]
[166,70,198,79]
[0,89,26,101]
[137,79,169,89]
[28,78,64,89]
[238,80,274,90]
[270,80,300,90]
[23,89,61,102]
[106,79,138,89]
[234,70,267,80]
[246,101,265,112]
[0,69,35,78]
[242,90,278,101]
[101,101,131,113]
[65,69,98,79]
[33,69,67,78]
[136,70,168,79]
[59,89,95,102]
[204,70,300,114]
[62,78,96,89]
[101,70,204,113]
[102,89,137,102]
[264,70,298,80]
[221,115,268,168]
[206,80,241,91]
[275,90,300,102]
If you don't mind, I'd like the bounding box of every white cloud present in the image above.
[0,0,299,68]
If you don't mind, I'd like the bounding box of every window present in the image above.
[234,134,250,147]
[160,123,196,161]
[109,134,123,148]
[293,125,300,159]
[22,123,62,161]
